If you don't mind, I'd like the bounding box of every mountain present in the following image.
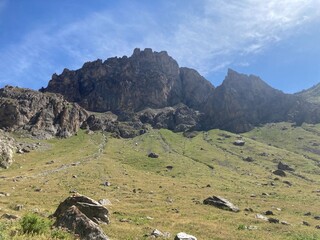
[204,69,320,132]
[42,48,214,113]
[296,83,320,104]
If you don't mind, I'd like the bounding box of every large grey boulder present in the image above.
[55,205,108,240]
[52,194,110,224]
[0,130,15,168]
[203,195,239,212]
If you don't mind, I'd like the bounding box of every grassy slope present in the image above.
[0,124,320,239]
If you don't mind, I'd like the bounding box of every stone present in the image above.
[255,214,268,221]
[316,225,320,229]
[303,221,311,226]
[14,205,23,211]
[0,192,10,197]
[278,161,294,171]
[52,194,110,224]
[273,169,286,177]
[281,221,290,225]
[54,205,109,240]
[304,212,312,216]
[0,130,15,169]
[314,216,320,220]
[265,210,274,215]
[233,140,245,146]
[1,213,19,220]
[148,152,159,158]
[174,232,197,240]
[151,229,170,238]
[243,157,254,162]
[283,181,292,186]
[203,196,239,212]
[268,218,280,223]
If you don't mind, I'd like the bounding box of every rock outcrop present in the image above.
[203,69,320,132]
[0,86,88,139]
[0,130,15,168]
[54,205,109,240]
[42,48,214,113]
[53,194,109,240]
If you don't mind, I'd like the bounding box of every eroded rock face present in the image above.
[42,48,214,113]
[0,86,88,139]
[0,130,15,168]
[54,205,109,240]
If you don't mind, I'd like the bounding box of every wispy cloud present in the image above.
[0,0,319,89]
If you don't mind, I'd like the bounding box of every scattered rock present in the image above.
[148,152,159,158]
[102,181,111,187]
[54,205,109,240]
[283,181,292,186]
[303,221,311,226]
[304,212,312,216]
[268,218,280,224]
[316,225,320,229]
[265,210,274,215]
[166,165,173,170]
[255,214,268,221]
[174,232,197,240]
[46,160,55,164]
[278,161,294,171]
[0,192,10,197]
[0,130,15,169]
[1,213,19,220]
[244,208,253,212]
[203,196,239,212]
[14,205,23,211]
[281,221,290,225]
[233,140,245,146]
[151,229,170,238]
[314,216,320,220]
[52,194,110,224]
[243,157,254,162]
[273,169,286,177]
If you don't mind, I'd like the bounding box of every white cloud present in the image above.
[1,0,320,88]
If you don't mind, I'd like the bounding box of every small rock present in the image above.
[174,232,197,240]
[283,181,292,186]
[273,169,286,177]
[1,213,19,220]
[72,175,77,178]
[102,181,111,187]
[148,152,159,158]
[233,140,245,146]
[303,221,311,226]
[203,196,239,212]
[265,210,274,215]
[206,184,211,188]
[0,192,10,197]
[314,216,320,220]
[304,212,312,216]
[315,225,320,229]
[151,229,164,238]
[166,165,173,170]
[278,161,294,171]
[244,208,253,212]
[255,214,268,221]
[262,192,269,196]
[46,160,55,164]
[243,157,254,162]
[146,216,154,220]
[268,218,280,224]
[14,205,23,211]
[281,221,290,225]
[119,218,130,222]
[247,225,258,230]
[34,188,42,192]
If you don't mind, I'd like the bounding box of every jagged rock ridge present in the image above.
[0,86,88,139]
[42,48,214,113]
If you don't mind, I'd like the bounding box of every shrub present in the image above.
[20,213,51,235]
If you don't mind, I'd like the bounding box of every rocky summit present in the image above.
[42,48,214,113]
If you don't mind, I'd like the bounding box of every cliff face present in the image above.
[42,48,214,113]
[0,86,88,139]
[40,48,320,134]
[203,69,320,132]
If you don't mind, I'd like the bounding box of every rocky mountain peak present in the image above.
[42,48,214,113]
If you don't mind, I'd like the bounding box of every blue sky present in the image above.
[0,0,320,93]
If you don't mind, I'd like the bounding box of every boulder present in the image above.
[148,152,159,158]
[278,161,294,171]
[174,232,197,240]
[52,194,110,224]
[203,196,239,212]
[233,140,245,146]
[255,214,268,221]
[54,205,108,240]
[273,169,286,177]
